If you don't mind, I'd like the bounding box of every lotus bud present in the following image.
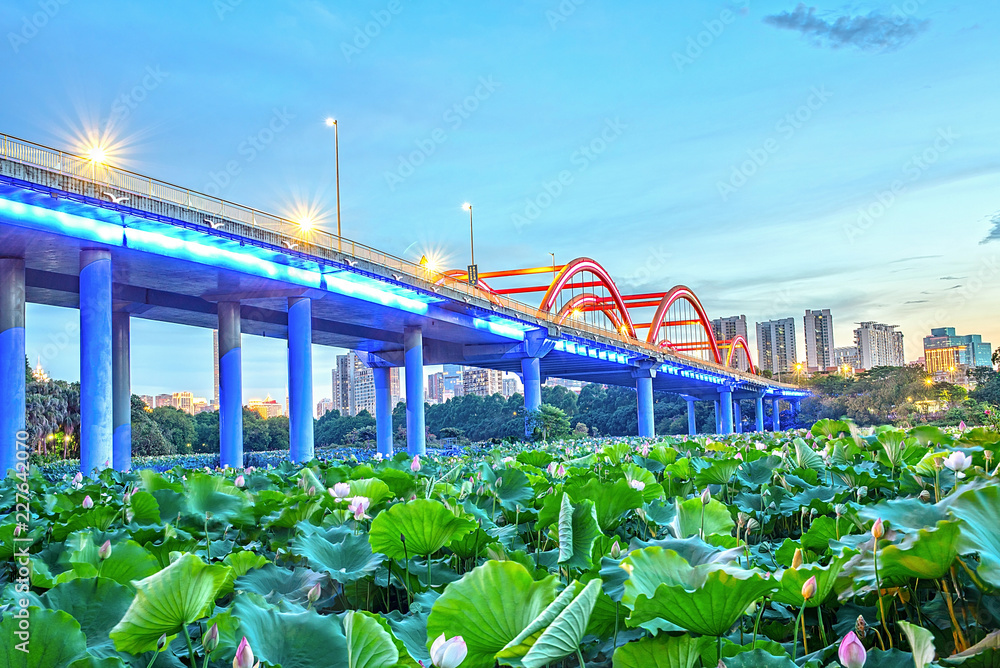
[203,623,219,653]
[701,487,711,505]
[234,636,255,668]
[307,485,316,497]
[835,504,845,518]
[411,455,421,472]
[157,633,168,651]
[495,477,503,489]
[809,508,818,519]
[307,582,321,603]
[610,542,622,559]
[871,518,884,539]
[838,630,867,668]
[556,464,566,477]
[234,474,245,488]
[855,615,867,639]
[73,472,83,484]
[82,495,94,509]
[856,486,868,500]
[98,539,112,561]
[791,548,804,570]
[918,490,931,502]
[801,575,817,601]
[959,420,967,433]
[430,634,468,668]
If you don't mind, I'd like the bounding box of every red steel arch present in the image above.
[555,293,625,331]
[645,285,723,364]
[540,258,636,337]
[719,334,756,374]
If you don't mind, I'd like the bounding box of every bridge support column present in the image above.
[635,373,655,438]
[772,398,781,432]
[80,250,113,476]
[718,387,734,435]
[686,399,697,436]
[112,311,131,471]
[521,357,542,438]
[714,400,721,434]
[218,301,243,469]
[733,400,742,434]
[404,327,425,455]
[755,396,765,433]
[287,297,314,463]
[0,258,26,477]
[373,366,394,458]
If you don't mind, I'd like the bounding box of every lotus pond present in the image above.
[3,420,1000,668]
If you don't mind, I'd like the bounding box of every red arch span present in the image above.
[540,258,636,337]
[645,285,723,364]
[720,334,756,374]
[555,293,625,331]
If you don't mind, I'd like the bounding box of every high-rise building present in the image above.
[442,364,464,397]
[316,398,334,417]
[427,372,445,403]
[463,366,504,397]
[332,352,400,416]
[711,315,750,371]
[834,346,860,370]
[154,393,173,408]
[756,318,797,375]
[139,395,154,408]
[248,395,283,419]
[804,309,835,372]
[502,375,521,398]
[923,327,992,379]
[172,392,194,414]
[854,322,905,369]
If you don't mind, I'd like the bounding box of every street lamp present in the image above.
[462,202,476,285]
[325,117,342,250]
[549,252,556,278]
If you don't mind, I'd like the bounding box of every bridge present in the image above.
[0,132,808,475]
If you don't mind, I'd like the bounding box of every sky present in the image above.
[2,0,998,400]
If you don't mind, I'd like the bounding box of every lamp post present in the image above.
[325,118,342,251]
[463,202,476,285]
[549,252,556,278]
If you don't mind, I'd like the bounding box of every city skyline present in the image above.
[7,1,1000,396]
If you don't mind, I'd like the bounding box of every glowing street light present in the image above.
[298,216,313,232]
[325,117,342,250]
[462,202,476,285]
[86,145,106,163]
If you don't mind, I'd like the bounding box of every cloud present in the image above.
[981,212,1000,244]
[939,276,965,280]
[889,255,943,264]
[905,300,928,304]
[763,4,929,53]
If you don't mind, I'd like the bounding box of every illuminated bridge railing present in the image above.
[0,132,800,388]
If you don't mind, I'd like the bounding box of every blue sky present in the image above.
[3,0,998,399]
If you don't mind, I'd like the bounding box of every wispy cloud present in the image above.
[763,4,929,53]
[981,212,1000,244]
[889,254,943,264]
[905,300,928,304]
[939,276,965,280]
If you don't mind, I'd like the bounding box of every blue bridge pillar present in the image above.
[218,301,243,468]
[755,396,765,433]
[0,258,26,477]
[635,371,655,438]
[772,398,781,431]
[733,400,742,434]
[404,327,425,455]
[714,400,721,433]
[80,250,113,476]
[718,387,734,435]
[112,311,131,471]
[373,366,394,457]
[521,356,542,438]
[287,297,314,463]
[686,398,697,436]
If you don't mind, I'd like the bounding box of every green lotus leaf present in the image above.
[800,515,852,553]
[950,484,1000,588]
[856,497,950,533]
[671,497,735,540]
[695,458,742,487]
[225,594,349,668]
[621,546,778,636]
[612,633,706,668]
[899,620,936,668]
[480,465,535,507]
[385,590,439,666]
[344,610,399,668]
[722,649,798,667]
[735,456,780,489]
[0,607,90,668]
[426,560,560,668]
[772,552,853,608]
[348,478,393,506]
[566,477,643,532]
[624,463,663,502]
[556,493,601,571]
[66,538,161,589]
[235,565,324,605]
[878,520,961,581]
[37,577,134,653]
[794,438,826,472]
[628,535,743,566]
[812,419,852,439]
[290,528,384,584]
[369,499,476,558]
[109,553,231,654]
[127,491,162,525]
[498,579,601,668]
[184,473,246,520]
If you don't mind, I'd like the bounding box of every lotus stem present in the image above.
[145,649,161,668]
[817,606,827,648]
[792,604,807,660]
[576,647,587,667]
[872,540,892,648]
[613,602,619,649]
[182,624,196,668]
[941,578,968,651]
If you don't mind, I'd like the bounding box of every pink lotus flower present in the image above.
[629,479,646,491]
[430,633,468,668]
[330,482,351,498]
[556,464,566,477]
[411,455,421,472]
[838,630,867,668]
[959,420,967,432]
[82,495,94,509]
[233,636,258,668]
[234,475,245,488]
[944,451,973,478]
[348,496,371,520]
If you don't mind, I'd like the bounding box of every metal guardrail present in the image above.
[0,131,800,389]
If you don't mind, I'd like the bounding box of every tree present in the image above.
[193,410,220,453]
[242,408,271,452]
[535,404,571,441]
[266,415,290,451]
[541,386,578,417]
[130,395,172,456]
[150,407,196,452]
[993,348,1000,367]
[970,369,1000,406]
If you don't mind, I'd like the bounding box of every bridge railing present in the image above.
[0,132,798,387]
